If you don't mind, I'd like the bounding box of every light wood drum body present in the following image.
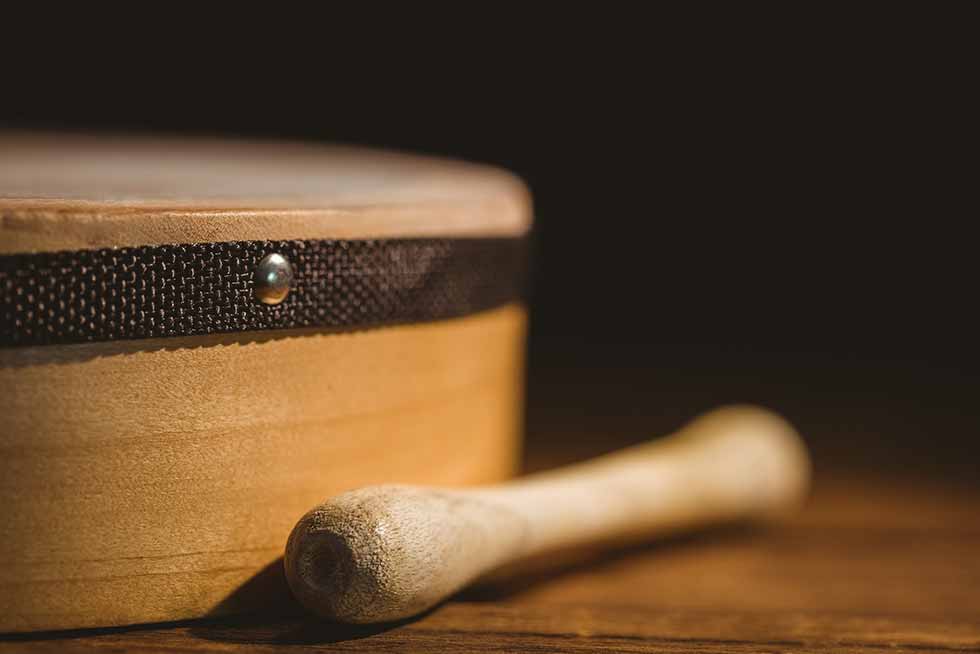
[0,133,531,632]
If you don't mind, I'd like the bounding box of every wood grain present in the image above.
[283,406,810,623]
[0,131,531,254]
[2,471,977,652]
[0,305,526,632]
[0,132,531,632]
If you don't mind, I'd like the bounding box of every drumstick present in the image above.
[284,405,811,623]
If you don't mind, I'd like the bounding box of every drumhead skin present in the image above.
[0,132,531,632]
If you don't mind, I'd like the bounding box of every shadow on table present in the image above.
[188,527,764,646]
[0,526,767,647]
[189,558,428,645]
[458,523,762,602]
[197,526,766,646]
[189,613,422,646]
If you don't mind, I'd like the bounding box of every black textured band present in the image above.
[0,237,527,347]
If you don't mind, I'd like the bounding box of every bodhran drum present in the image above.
[0,132,531,632]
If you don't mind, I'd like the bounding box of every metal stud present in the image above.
[254,253,293,305]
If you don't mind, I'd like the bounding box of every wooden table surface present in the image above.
[3,357,979,652]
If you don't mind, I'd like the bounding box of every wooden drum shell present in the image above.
[0,132,531,632]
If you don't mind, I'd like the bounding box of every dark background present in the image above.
[3,8,976,477]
